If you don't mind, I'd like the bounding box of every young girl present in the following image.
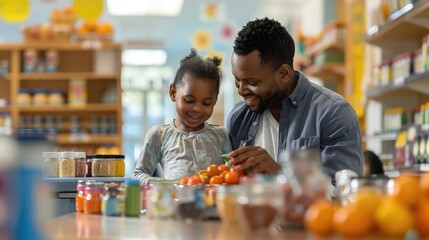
[133,49,232,184]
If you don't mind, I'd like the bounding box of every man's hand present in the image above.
[229,146,280,175]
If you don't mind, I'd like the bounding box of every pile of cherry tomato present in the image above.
[179,164,245,185]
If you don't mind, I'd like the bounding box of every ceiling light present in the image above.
[107,0,183,16]
[122,49,167,66]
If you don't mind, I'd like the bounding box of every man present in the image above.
[227,17,363,182]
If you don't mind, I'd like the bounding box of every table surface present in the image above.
[45,213,390,240]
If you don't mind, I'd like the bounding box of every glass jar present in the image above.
[33,88,47,105]
[75,152,86,177]
[86,155,93,177]
[92,155,109,177]
[42,152,59,178]
[124,179,141,217]
[236,181,283,231]
[76,180,86,212]
[278,149,330,228]
[176,185,205,222]
[342,176,390,206]
[106,155,116,177]
[140,184,152,214]
[84,182,104,214]
[216,185,243,224]
[59,152,75,178]
[48,90,65,105]
[148,182,177,219]
[17,89,32,106]
[102,183,122,217]
[113,154,125,177]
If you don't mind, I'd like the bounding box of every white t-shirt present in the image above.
[253,109,279,163]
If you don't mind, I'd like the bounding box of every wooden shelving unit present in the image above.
[0,42,122,148]
[50,134,121,145]
[365,1,429,160]
[19,72,117,81]
[302,21,346,96]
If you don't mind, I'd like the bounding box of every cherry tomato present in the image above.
[218,165,229,173]
[179,176,189,185]
[207,164,220,177]
[219,171,228,182]
[224,172,239,184]
[230,165,245,177]
[209,175,223,185]
[187,175,203,185]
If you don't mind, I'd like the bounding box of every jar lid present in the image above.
[18,89,32,94]
[91,154,112,159]
[125,178,140,186]
[34,88,47,94]
[60,152,75,158]
[50,89,64,95]
[74,152,86,158]
[111,154,125,159]
[42,152,59,158]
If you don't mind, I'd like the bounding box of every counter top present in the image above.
[45,213,397,240]
[46,213,310,240]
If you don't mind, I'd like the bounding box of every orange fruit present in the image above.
[333,204,373,238]
[209,175,223,185]
[218,165,229,173]
[420,172,429,199]
[304,199,335,236]
[415,200,429,236]
[199,174,210,184]
[179,177,189,185]
[219,171,228,182]
[206,164,220,177]
[391,175,420,208]
[351,187,383,213]
[375,198,413,237]
[224,172,239,184]
[187,175,202,185]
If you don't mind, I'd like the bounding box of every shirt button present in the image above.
[293,101,297,106]
[252,121,257,126]
[300,146,306,150]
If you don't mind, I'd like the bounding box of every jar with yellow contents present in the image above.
[113,154,125,177]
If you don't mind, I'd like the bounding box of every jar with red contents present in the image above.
[84,182,104,214]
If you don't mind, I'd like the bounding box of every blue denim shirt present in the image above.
[227,71,363,181]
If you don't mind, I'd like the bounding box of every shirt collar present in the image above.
[283,70,310,107]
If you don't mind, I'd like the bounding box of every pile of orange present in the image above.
[179,164,243,186]
[304,172,429,238]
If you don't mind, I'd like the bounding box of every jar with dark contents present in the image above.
[278,149,330,228]
[176,185,205,222]
[236,181,283,230]
[86,155,93,177]
[75,152,86,177]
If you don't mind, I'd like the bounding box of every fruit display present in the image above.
[22,7,76,42]
[178,163,242,186]
[76,20,114,41]
[304,172,429,238]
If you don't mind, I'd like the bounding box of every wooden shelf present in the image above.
[366,1,429,54]
[18,104,119,112]
[304,63,345,81]
[366,71,429,101]
[305,40,344,58]
[0,106,10,112]
[0,74,10,80]
[0,42,121,51]
[19,72,118,81]
[364,132,398,142]
[49,134,120,145]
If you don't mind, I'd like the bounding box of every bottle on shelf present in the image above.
[91,115,99,135]
[70,115,80,136]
